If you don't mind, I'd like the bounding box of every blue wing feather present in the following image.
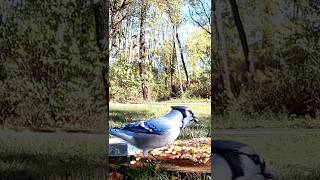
[121,121,166,135]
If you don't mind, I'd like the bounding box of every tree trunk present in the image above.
[228,0,255,80]
[210,0,214,133]
[94,0,109,104]
[127,19,133,62]
[131,38,136,62]
[171,30,176,97]
[138,0,150,101]
[175,27,189,86]
[174,26,184,94]
[215,0,233,99]
[128,35,134,63]
[109,1,129,59]
[94,0,109,138]
[124,19,129,57]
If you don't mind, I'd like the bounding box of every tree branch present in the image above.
[113,14,127,26]
[198,0,211,23]
[188,7,211,34]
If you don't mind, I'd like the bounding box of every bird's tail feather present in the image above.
[109,128,134,142]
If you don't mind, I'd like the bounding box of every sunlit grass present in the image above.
[213,112,320,129]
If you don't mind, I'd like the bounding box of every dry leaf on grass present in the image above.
[109,172,123,180]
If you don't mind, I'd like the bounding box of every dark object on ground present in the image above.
[213,140,275,180]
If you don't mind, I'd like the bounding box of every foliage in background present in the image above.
[186,29,211,98]
[109,0,211,102]
[213,0,320,119]
[0,0,106,129]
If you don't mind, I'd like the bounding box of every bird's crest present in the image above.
[171,106,188,118]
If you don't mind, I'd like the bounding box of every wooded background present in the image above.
[1,0,320,129]
[108,0,211,102]
[0,0,211,129]
[212,0,320,119]
[0,0,107,129]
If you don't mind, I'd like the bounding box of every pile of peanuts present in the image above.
[135,138,211,164]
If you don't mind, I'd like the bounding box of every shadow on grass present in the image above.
[0,152,107,178]
[213,112,320,129]
[277,165,320,180]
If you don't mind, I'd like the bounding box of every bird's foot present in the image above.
[142,153,159,166]
[146,154,165,168]
[143,150,164,167]
[145,158,155,166]
[150,153,159,161]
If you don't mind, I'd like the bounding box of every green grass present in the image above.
[0,130,107,178]
[215,133,320,180]
[213,112,320,129]
[157,97,210,103]
[111,164,211,180]
[109,101,211,139]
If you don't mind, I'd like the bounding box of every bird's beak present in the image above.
[193,118,199,123]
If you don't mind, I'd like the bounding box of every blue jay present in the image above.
[109,106,198,158]
[213,140,275,180]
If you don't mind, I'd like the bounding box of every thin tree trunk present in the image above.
[174,27,184,94]
[94,0,109,103]
[215,0,233,99]
[138,0,150,101]
[175,27,189,86]
[126,19,131,57]
[228,0,254,79]
[171,31,176,97]
[127,19,133,62]
[131,38,136,62]
[128,36,133,63]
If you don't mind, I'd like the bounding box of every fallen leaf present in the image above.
[109,172,123,180]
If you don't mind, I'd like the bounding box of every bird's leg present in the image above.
[149,152,165,168]
[146,150,166,168]
[143,150,159,166]
[143,150,149,159]
[143,150,158,160]
[150,153,158,161]
[143,150,152,164]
